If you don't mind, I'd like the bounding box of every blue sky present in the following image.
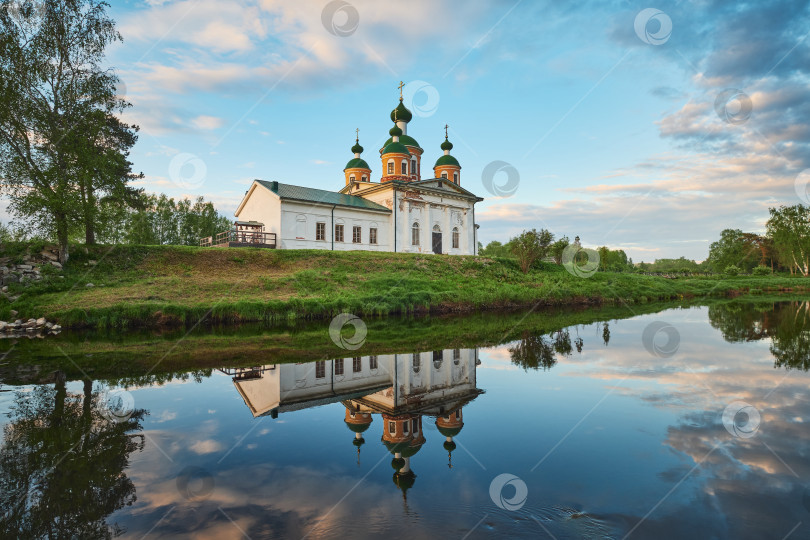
[105,0,810,261]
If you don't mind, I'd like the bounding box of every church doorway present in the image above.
[432,225,442,254]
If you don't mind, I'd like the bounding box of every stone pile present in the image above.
[0,317,61,338]
[0,247,64,302]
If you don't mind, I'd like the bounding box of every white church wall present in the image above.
[277,201,391,251]
[234,183,281,236]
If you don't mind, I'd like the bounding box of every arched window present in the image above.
[349,175,355,183]
[433,224,441,233]
[362,175,367,182]
[411,222,420,246]
[387,160,394,174]
[411,158,417,176]
[401,161,407,175]
[441,171,448,179]
[452,227,460,249]
[453,171,459,183]
[412,353,420,373]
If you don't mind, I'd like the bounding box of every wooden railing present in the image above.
[199,230,277,248]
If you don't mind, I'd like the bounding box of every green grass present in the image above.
[2,243,809,328]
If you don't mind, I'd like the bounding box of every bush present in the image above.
[752,265,771,276]
[724,265,741,276]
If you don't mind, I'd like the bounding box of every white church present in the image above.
[228,86,483,255]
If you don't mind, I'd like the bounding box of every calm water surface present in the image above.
[1,301,810,539]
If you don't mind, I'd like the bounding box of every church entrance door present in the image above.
[432,232,442,254]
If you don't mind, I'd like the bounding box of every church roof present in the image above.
[255,180,391,213]
[383,134,422,151]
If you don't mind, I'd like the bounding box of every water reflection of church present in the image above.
[221,348,483,499]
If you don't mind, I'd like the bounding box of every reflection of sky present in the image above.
[3,305,809,539]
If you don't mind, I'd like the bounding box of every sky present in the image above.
[97,0,810,261]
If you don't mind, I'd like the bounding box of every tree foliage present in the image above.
[510,228,553,273]
[766,205,810,277]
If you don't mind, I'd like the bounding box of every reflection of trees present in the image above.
[708,301,810,371]
[509,329,575,371]
[0,374,146,538]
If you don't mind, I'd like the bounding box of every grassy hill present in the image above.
[2,243,808,328]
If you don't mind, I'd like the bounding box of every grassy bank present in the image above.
[1,244,809,328]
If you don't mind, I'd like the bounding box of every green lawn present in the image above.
[3,244,809,328]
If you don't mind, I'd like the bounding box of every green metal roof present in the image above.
[434,154,460,167]
[383,134,422,150]
[344,157,370,170]
[381,141,411,156]
[255,180,390,213]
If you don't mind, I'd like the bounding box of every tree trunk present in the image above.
[56,213,70,263]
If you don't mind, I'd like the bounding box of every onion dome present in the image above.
[437,424,463,438]
[389,124,403,137]
[351,141,364,154]
[434,154,460,167]
[391,99,413,123]
[383,134,422,150]
[400,441,423,458]
[443,440,457,452]
[345,420,371,434]
[353,437,365,447]
[382,141,411,156]
[345,157,370,170]
[440,138,453,151]
[383,439,412,454]
[391,457,406,470]
[393,470,416,493]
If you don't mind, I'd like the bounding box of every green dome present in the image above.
[443,440,456,452]
[351,142,364,154]
[353,437,365,447]
[344,158,370,170]
[389,124,403,137]
[400,442,423,458]
[434,154,460,168]
[382,142,411,156]
[383,439,412,454]
[393,471,416,492]
[390,100,413,123]
[383,134,421,150]
[440,138,453,151]
[345,420,371,433]
[391,457,406,470]
[437,424,463,438]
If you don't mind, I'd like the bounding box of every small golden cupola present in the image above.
[433,125,461,184]
[344,129,371,187]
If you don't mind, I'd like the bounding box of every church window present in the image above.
[411,158,416,175]
[362,175,367,182]
[455,410,461,419]
[412,353,420,373]
[369,227,378,244]
[353,226,361,243]
[335,224,344,242]
[369,355,378,369]
[433,350,442,369]
[412,419,418,434]
[353,357,362,372]
[452,227,460,249]
[316,361,325,378]
[403,420,409,434]
[401,161,407,175]
[441,172,448,179]
[349,175,355,183]
[453,349,461,364]
[387,160,394,174]
[334,359,344,375]
[411,223,420,246]
[389,421,396,434]
[454,172,459,183]
[316,222,326,241]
